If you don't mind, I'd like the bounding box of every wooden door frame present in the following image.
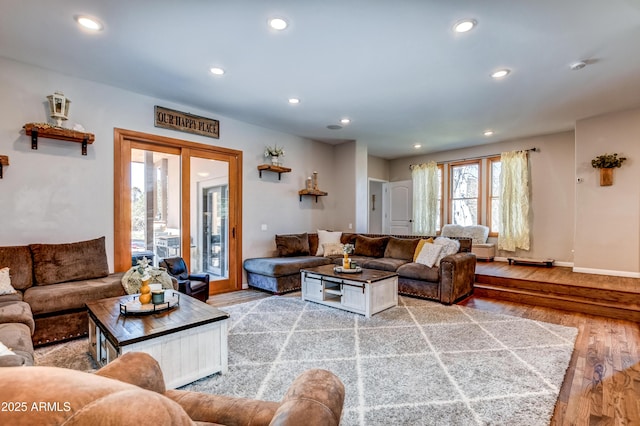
[113,128,243,294]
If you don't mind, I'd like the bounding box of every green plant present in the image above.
[591,153,627,168]
[264,145,285,157]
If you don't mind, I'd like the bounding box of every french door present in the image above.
[114,129,242,295]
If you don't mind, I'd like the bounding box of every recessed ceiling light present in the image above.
[288,98,300,104]
[491,69,511,79]
[483,130,494,136]
[570,61,587,70]
[414,144,422,149]
[269,17,288,30]
[197,172,210,177]
[210,67,225,75]
[75,15,103,31]
[340,118,351,124]
[453,19,477,33]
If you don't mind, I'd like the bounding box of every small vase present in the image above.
[271,156,279,166]
[599,168,613,186]
[343,253,350,269]
[139,279,152,304]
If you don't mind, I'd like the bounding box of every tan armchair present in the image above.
[0,352,345,425]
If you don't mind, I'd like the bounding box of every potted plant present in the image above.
[264,145,285,166]
[591,153,627,186]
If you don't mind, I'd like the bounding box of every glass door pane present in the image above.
[190,157,229,283]
[130,148,181,267]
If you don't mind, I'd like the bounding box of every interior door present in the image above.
[385,180,413,234]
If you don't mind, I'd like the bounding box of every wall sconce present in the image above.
[46,91,71,127]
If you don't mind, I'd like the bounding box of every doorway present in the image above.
[114,129,242,295]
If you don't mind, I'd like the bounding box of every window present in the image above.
[488,157,501,236]
[449,160,480,226]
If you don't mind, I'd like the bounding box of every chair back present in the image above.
[160,257,189,280]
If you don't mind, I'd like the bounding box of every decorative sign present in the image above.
[154,106,219,139]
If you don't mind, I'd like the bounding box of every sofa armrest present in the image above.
[439,252,476,304]
[270,368,344,426]
[95,352,166,394]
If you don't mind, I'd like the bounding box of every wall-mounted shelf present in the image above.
[23,123,95,155]
[0,155,8,179]
[299,189,328,202]
[258,164,291,180]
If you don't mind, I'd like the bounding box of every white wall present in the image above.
[389,131,576,263]
[0,57,339,275]
[574,107,640,276]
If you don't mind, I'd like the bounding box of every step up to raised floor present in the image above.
[474,271,640,322]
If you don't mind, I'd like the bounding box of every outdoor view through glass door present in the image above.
[114,129,242,295]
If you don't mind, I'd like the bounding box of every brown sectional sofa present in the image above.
[0,237,125,366]
[243,232,476,305]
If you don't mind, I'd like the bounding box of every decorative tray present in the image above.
[333,266,363,274]
[119,290,180,315]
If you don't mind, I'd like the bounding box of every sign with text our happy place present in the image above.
[154,106,219,139]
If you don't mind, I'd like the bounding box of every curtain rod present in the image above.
[410,147,538,168]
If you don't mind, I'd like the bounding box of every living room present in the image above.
[1,1,640,425]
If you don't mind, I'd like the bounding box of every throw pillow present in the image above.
[384,237,420,261]
[0,342,16,357]
[461,225,490,245]
[433,237,461,266]
[316,230,342,256]
[414,243,443,268]
[322,242,344,256]
[30,236,109,285]
[353,235,389,258]
[441,224,464,238]
[413,238,434,262]
[275,233,310,257]
[0,267,17,295]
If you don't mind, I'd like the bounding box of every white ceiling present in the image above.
[2,0,640,159]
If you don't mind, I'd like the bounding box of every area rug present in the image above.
[36,295,578,425]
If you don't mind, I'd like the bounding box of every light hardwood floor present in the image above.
[208,288,640,425]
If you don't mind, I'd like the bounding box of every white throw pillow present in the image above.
[322,242,344,256]
[433,237,461,266]
[415,243,443,268]
[461,225,489,245]
[0,267,17,295]
[0,341,16,357]
[316,230,342,256]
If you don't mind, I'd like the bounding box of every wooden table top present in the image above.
[86,292,229,347]
[302,264,398,283]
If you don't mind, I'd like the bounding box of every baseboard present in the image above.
[494,257,573,268]
[242,282,249,289]
[572,267,640,279]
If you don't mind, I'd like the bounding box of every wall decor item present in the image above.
[47,91,71,127]
[264,144,285,166]
[154,105,219,139]
[23,123,95,155]
[0,155,8,179]
[591,153,627,186]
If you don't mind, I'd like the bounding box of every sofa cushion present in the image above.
[275,233,311,257]
[30,236,109,285]
[413,238,434,261]
[360,257,409,272]
[0,267,17,295]
[0,323,34,366]
[396,263,440,283]
[384,237,420,261]
[0,301,35,334]
[244,256,332,278]
[354,235,389,258]
[316,230,342,256]
[0,245,33,290]
[24,273,125,315]
[322,242,344,256]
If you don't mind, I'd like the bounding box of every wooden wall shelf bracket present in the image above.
[298,189,328,203]
[0,155,8,179]
[257,164,291,180]
[23,123,95,156]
